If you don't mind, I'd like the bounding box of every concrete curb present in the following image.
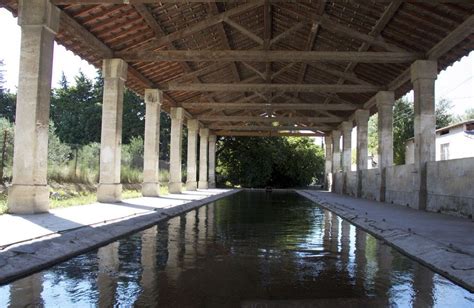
[0,189,241,285]
[296,190,474,293]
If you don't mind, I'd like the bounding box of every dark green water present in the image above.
[0,191,473,307]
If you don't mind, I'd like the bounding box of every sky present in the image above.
[0,8,473,116]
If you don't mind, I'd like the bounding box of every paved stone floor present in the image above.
[297,190,474,292]
[0,189,237,283]
[0,189,230,248]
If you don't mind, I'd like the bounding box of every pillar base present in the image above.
[168,182,182,194]
[97,183,122,203]
[142,182,160,197]
[185,181,197,191]
[198,181,208,189]
[208,182,216,189]
[8,184,49,214]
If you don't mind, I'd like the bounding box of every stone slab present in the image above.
[0,189,239,284]
[297,190,474,292]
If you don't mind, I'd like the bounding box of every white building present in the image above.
[406,120,474,163]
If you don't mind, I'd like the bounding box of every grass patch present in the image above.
[0,184,170,214]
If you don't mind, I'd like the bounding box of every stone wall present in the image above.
[359,169,381,201]
[333,172,344,194]
[385,164,418,209]
[345,171,357,197]
[426,157,474,218]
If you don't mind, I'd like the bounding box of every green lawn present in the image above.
[0,185,169,215]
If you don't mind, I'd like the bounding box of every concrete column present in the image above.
[97,59,127,203]
[341,121,352,172]
[185,119,199,191]
[376,91,394,202]
[411,60,437,210]
[168,107,184,194]
[355,110,370,171]
[208,135,217,188]
[355,109,369,198]
[142,89,162,197]
[198,128,209,189]
[7,0,60,214]
[331,130,341,193]
[331,130,342,173]
[341,121,352,195]
[324,136,333,190]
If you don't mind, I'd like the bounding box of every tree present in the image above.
[392,98,455,165]
[0,60,16,122]
[217,136,324,188]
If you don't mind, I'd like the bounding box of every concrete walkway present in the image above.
[297,190,474,292]
[0,189,238,283]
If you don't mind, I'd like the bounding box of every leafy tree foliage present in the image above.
[0,60,16,122]
[392,98,454,165]
[217,136,324,188]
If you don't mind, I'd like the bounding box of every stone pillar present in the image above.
[168,107,184,194]
[341,121,352,172]
[7,0,60,214]
[97,59,127,203]
[411,60,437,210]
[142,89,162,197]
[376,91,395,202]
[341,121,352,195]
[198,128,209,189]
[324,136,333,191]
[355,109,369,197]
[208,135,217,188]
[185,119,199,191]
[331,130,341,193]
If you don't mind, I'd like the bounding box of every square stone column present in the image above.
[98,59,128,203]
[341,121,352,172]
[376,91,395,202]
[8,0,60,214]
[168,107,184,194]
[341,121,352,195]
[331,130,341,193]
[198,128,209,189]
[324,136,333,191]
[208,135,217,188]
[355,109,369,197]
[185,119,199,191]
[142,89,162,197]
[411,60,437,210]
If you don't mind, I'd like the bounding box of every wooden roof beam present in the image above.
[165,83,381,93]
[182,102,356,111]
[125,1,264,54]
[197,115,342,123]
[59,10,179,106]
[120,50,421,63]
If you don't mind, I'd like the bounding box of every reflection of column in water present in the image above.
[166,216,182,282]
[330,213,339,253]
[184,210,196,267]
[340,220,351,273]
[97,242,119,307]
[412,263,434,308]
[354,229,367,291]
[156,221,169,271]
[139,226,158,302]
[197,206,207,256]
[9,272,43,307]
[375,242,394,304]
[206,203,215,241]
[323,210,332,251]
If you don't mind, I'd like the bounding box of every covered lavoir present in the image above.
[1,0,473,218]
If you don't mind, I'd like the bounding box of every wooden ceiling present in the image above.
[1,0,473,137]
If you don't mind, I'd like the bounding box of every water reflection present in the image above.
[0,191,473,307]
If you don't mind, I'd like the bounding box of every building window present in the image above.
[440,143,450,160]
